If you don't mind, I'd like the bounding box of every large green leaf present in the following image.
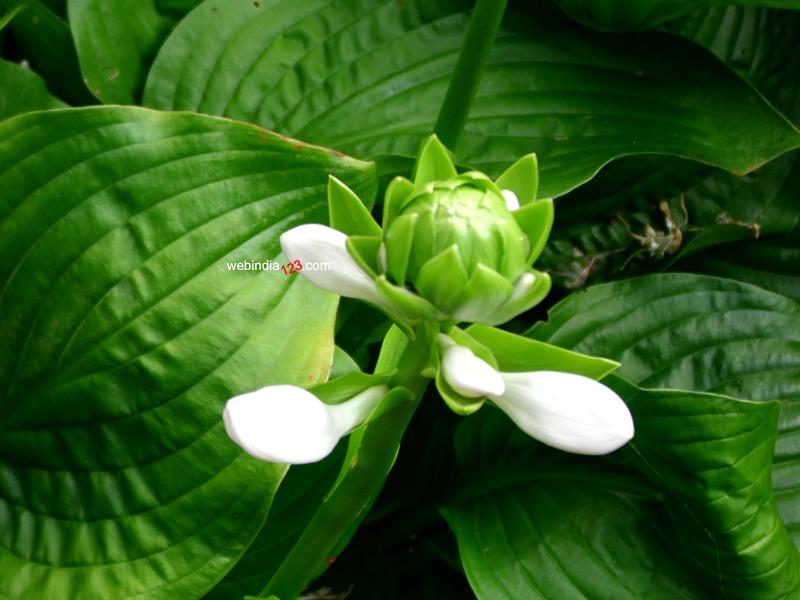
[665,6,800,123]
[542,7,800,288]
[444,376,800,599]
[68,0,175,104]
[539,6,800,287]
[143,0,800,197]
[444,477,703,599]
[611,377,800,598]
[0,106,377,598]
[556,0,800,31]
[551,3,800,231]
[530,274,800,544]
[443,411,705,599]
[0,59,65,121]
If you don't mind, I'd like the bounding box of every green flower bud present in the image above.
[376,136,554,325]
[393,174,528,284]
[312,135,555,330]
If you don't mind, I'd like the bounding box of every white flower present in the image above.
[493,371,634,455]
[280,224,384,305]
[438,341,634,455]
[438,334,505,398]
[223,384,387,464]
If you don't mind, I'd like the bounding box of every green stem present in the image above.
[261,324,436,599]
[433,0,510,151]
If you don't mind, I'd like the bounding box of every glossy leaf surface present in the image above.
[444,411,704,599]
[446,375,800,598]
[68,0,174,103]
[143,0,800,197]
[530,274,800,544]
[0,106,376,598]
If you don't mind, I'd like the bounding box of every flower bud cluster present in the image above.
[223,136,634,465]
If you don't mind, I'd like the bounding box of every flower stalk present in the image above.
[434,0,511,150]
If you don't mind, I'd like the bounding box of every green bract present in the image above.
[338,135,555,327]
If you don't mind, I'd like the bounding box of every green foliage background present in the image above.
[1,0,799,598]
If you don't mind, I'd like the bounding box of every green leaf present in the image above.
[682,233,800,302]
[328,175,381,237]
[529,273,800,544]
[544,144,800,288]
[445,410,704,599]
[444,477,705,599]
[68,0,175,104]
[206,446,346,600]
[556,0,800,32]
[0,0,93,103]
[445,374,800,599]
[143,0,800,198]
[694,150,799,225]
[0,59,65,121]
[466,323,619,377]
[665,6,800,123]
[334,299,392,370]
[610,376,800,597]
[0,106,376,598]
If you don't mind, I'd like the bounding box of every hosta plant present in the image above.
[1,0,799,599]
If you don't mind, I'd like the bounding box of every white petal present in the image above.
[224,385,340,464]
[280,224,383,304]
[492,371,634,455]
[439,334,505,398]
[502,189,520,211]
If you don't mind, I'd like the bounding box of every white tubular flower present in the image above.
[223,384,387,464]
[438,334,504,398]
[492,371,634,456]
[280,224,384,305]
[437,340,634,455]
